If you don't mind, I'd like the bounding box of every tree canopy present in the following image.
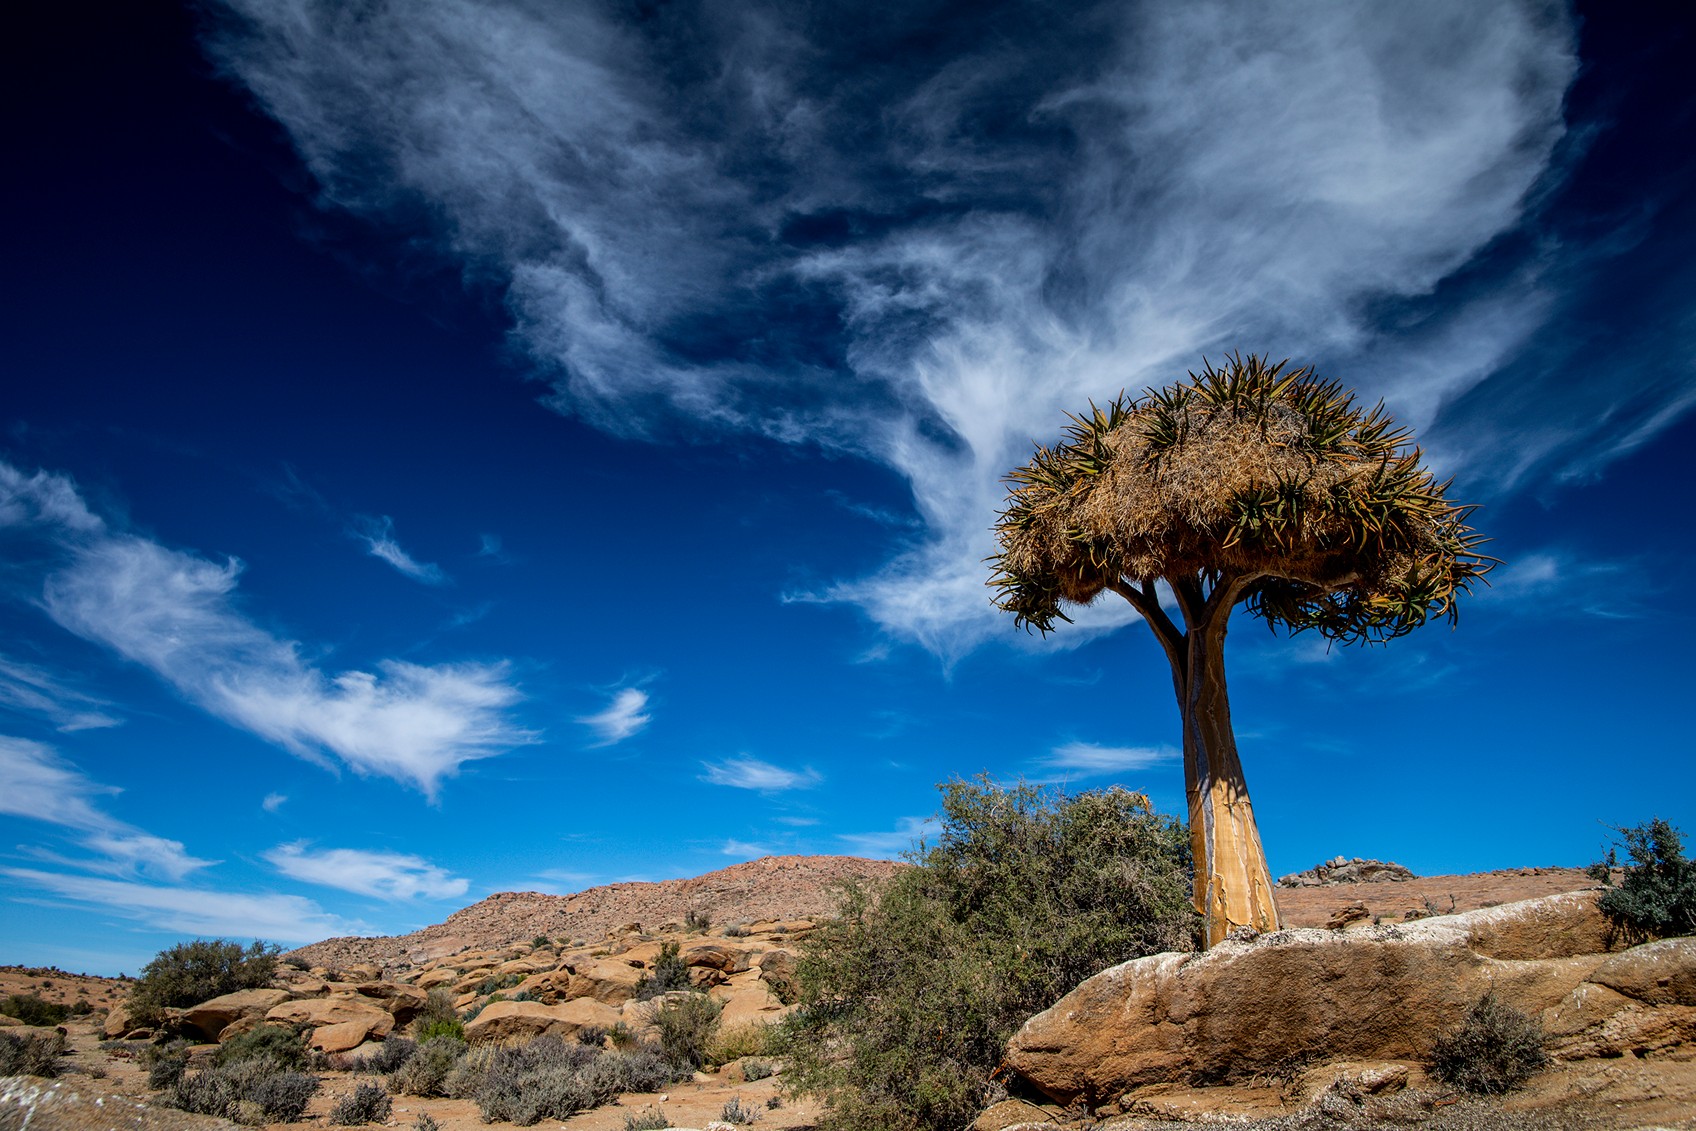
[989,354,1494,643]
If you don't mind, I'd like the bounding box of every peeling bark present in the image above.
[1118,575,1280,946]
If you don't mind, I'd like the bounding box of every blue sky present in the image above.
[3,0,1694,975]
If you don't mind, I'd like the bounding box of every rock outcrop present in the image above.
[1005,890,1692,1107]
[1277,856,1416,887]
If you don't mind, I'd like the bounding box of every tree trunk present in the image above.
[1182,615,1280,946]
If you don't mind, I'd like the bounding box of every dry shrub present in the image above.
[1431,993,1548,1094]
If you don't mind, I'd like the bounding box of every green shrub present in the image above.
[414,1014,464,1042]
[1431,993,1548,1094]
[652,992,722,1070]
[1,993,70,1026]
[388,1035,467,1097]
[1594,818,1696,941]
[0,1029,66,1077]
[415,1114,441,1131]
[742,1057,775,1081]
[214,1024,309,1070]
[781,777,1196,1131]
[128,939,280,1024]
[329,1081,392,1125]
[634,942,695,1001]
[685,909,712,933]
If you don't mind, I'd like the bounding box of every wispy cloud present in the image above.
[0,654,120,731]
[837,816,938,859]
[354,515,448,585]
[721,838,771,858]
[202,1,1606,657]
[1,867,353,942]
[0,460,536,796]
[261,792,288,813]
[1041,742,1178,776]
[264,842,470,901]
[577,687,652,747]
[0,736,216,882]
[701,757,821,792]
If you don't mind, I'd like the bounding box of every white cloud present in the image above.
[0,736,216,881]
[1042,742,1178,776]
[1,867,353,942]
[35,530,532,796]
[265,842,470,901]
[205,1,1588,656]
[355,515,448,585]
[0,654,120,732]
[262,792,288,813]
[0,458,534,796]
[836,816,938,859]
[701,757,821,792]
[720,839,771,858]
[0,735,116,832]
[577,687,651,746]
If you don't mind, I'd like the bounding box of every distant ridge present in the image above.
[287,854,903,971]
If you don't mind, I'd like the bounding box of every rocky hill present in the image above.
[288,854,902,971]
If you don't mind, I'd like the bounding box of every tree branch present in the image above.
[1169,573,1206,631]
[1108,578,1186,674]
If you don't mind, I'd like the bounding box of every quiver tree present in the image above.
[989,355,1494,946]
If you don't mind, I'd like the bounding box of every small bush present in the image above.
[443,1044,498,1098]
[215,1023,309,1070]
[128,939,280,1024]
[709,1023,769,1066]
[244,1072,321,1123]
[360,1036,417,1074]
[652,992,721,1070]
[741,1057,775,1081]
[634,942,695,1001]
[1,993,70,1026]
[577,1023,610,1047]
[606,1046,678,1093]
[608,1021,636,1048]
[623,1104,671,1131]
[1431,993,1548,1094]
[724,923,751,938]
[143,1041,191,1089]
[0,1030,66,1077]
[388,1035,467,1096]
[722,1096,761,1124]
[766,1094,783,1110]
[415,1114,441,1131]
[475,970,524,995]
[1595,818,1696,940]
[169,1060,320,1123]
[329,1082,393,1125]
[532,935,551,949]
[685,909,712,933]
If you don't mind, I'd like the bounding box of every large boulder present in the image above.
[463,998,620,1045]
[1004,892,1674,1107]
[351,981,429,1024]
[180,989,293,1042]
[101,1001,137,1039]
[264,997,394,1041]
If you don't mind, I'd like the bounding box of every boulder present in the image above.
[352,981,429,1023]
[463,998,620,1045]
[1586,937,1696,1005]
[683,944,754,974]
[264,997,394,1040]
[972,1099,1056,1131]
[309,1018,385,1053]
[1004,892,1684,1107]
[181,989,293,1042]
[755,951,798,1002]
[101,1002,136,1039]
[567,958,646,1005]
